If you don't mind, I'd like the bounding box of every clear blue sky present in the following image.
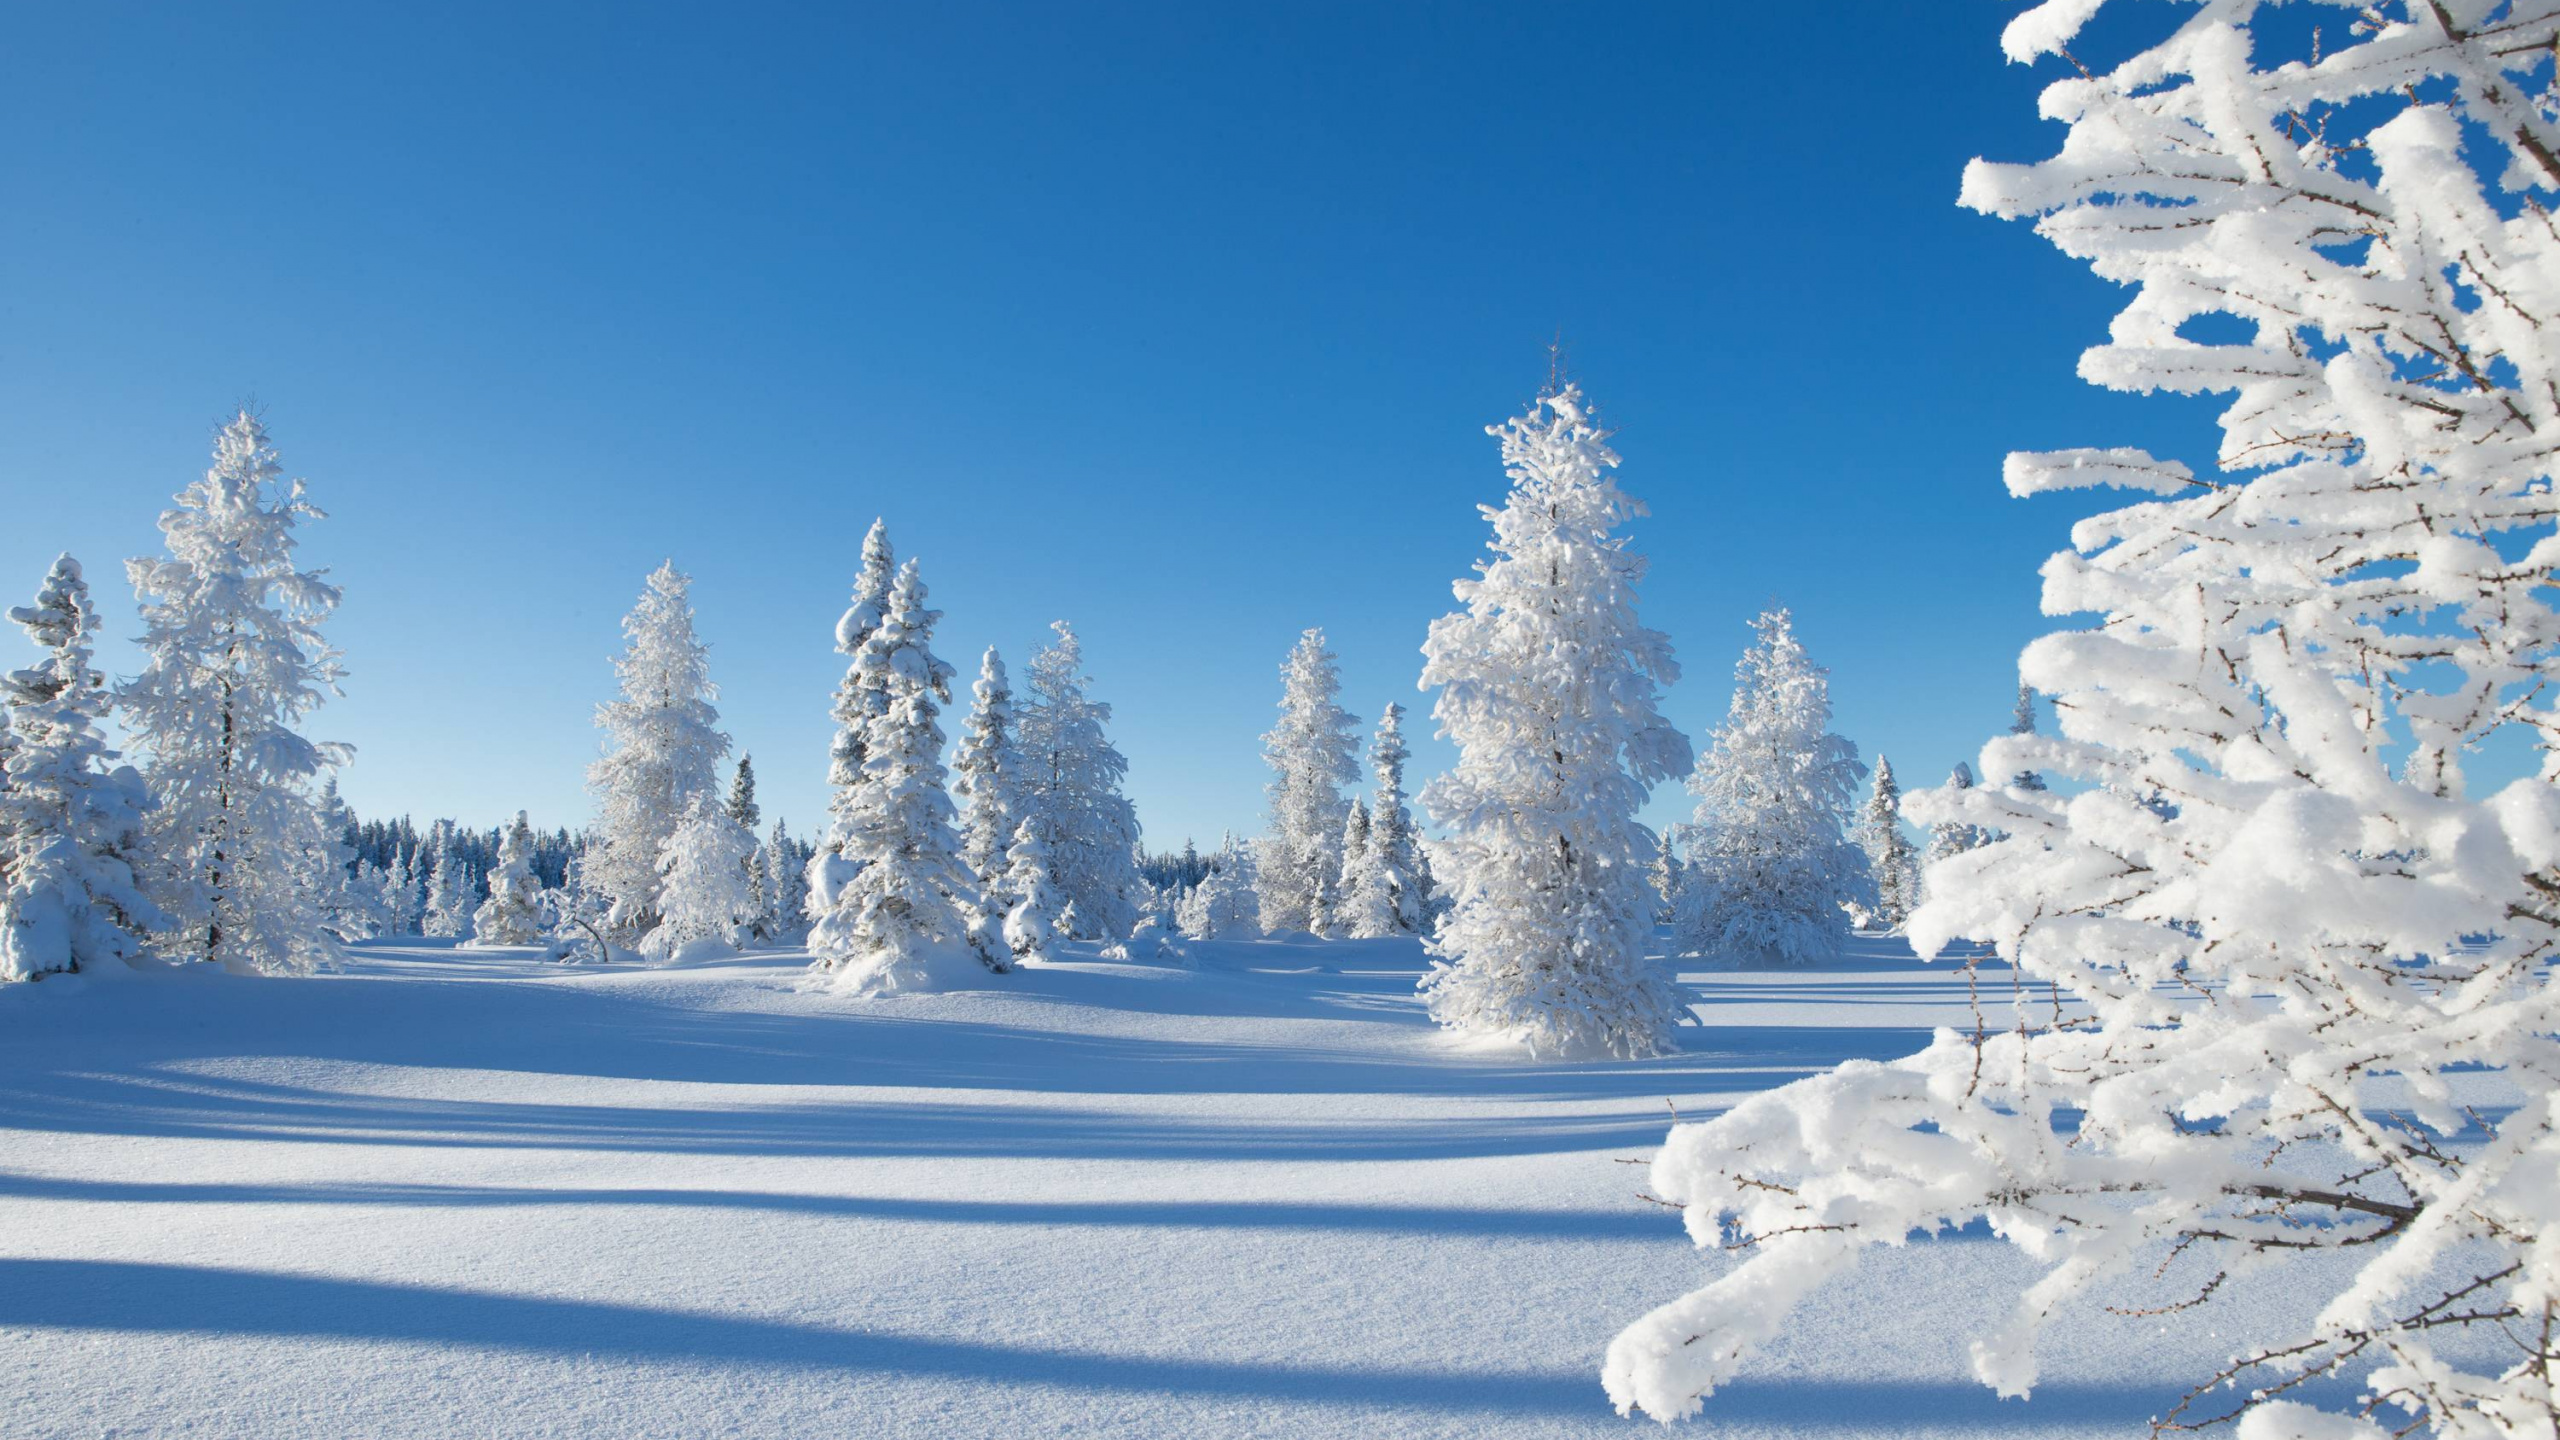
[0,1,2222,847]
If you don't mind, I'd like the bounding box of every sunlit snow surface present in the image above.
[0,936,2399,1437]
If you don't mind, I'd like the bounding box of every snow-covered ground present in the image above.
[0,936,2380,1437]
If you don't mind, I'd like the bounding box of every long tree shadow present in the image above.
[0,1173,1687,1239]
[0,1258,2176,1432]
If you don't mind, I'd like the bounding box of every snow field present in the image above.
[0,935,2482,1438]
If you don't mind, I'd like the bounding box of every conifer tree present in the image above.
[1852,756,1918,933]
[1647,828,1681,925]
[644,791,757,961]
[1256,628,1360,935]
[743,844,776,942]
[1354,703,1428,937]
[0,555,167,979]
[767,817,809,940]
[1016,621,1143,939]
[726,754,761,830]
[467,812,546,946]
[420,826,471,939]
[1678,609,1870,967]
[585,562,729,943]
[1001,818,1065,963]
[809,559,997,989]
[1416,382,1693,1058]
[952,646,1024,910]
[1328,799,1372,937]
[120,412,349,974]
[1176,831,1261,941]
[821,519,898,852]
[384,850,423,936]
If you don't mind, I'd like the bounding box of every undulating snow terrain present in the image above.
[0,935,2458,1438]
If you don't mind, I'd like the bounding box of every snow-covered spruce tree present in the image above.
[726,754,760,830]
[820,519,898,852]
[585,562,728,944]
[808,559,999,989]
[742,844,776,943]
[1416,383,1693,1059]
[467,812,545,947]
[2006,683,2047,791]
[420,826,471,939]
[1176,830,1262,941]
[0,555,168,979]
[767,817,809,940]
[1609,7,2560,1435]
[311,777,384,943]
[1349,702,1429,938]
[1852,755,1919,933]
[1329,798,1373,937]
[643,791,757,961]
[382,850,423,936]
[1001,818,1065,963]
[1016,621,1144,939]
[1256,628,1360,935]
[952,646,1024,911]
[120,412,349,975]
[1648,827,1682,925]
[1676,608,1870,968]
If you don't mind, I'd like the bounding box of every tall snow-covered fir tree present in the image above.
[644,791,758,961]
[467,812,546,947]
[1647,827,1681,925]
[1255,628,1360,935]
[1175,831,1262,941]
[1610,6,2560,1435]
[1000,817,1064,964]
[119,411,349,975]
[1016,621,1144,940]
[1676,608,1870,968]
[767,817,810,941]
[821,519,899,853]
[726,754,761,830]
[420,823,471,939]
[809,559,998,990]
[952,646,1024,912]
[0,555,167,979]
[1415,382,1693,1059]
[1329,799,1372,937]
[1346,702,1428,938]
[1851,755,1918,933]
[585,562,729,944]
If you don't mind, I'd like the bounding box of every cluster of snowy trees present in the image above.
[1602,5,2560,1439]
[0,414,351,979]
[576,521,1152,988]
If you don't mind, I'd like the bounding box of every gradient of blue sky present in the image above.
[0,1,2222,846]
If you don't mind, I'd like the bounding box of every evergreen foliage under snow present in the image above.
[1016,622,1144,940]
[1675,608,1870,968]
[1255,628,1360,935]
[1609,7,2560,1434]
[1415,383,1692,1059]
[585,562,729,944]
[119,412,349,975]
[0,555,167,979]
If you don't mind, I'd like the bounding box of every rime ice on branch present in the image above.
[1608,5,2560,1435]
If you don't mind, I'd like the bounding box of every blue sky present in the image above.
[0,1,2224,847]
